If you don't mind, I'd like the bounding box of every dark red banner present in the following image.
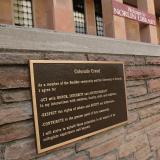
[112,0,156,26]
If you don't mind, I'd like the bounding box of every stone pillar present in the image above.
[138,0,159,44]
[125,19,140,42]
[85,0,96,35]
[52,0,75,32]
[33,0,74,32]
[157,18,160,44]
[33,0,54,29]
[0,0,13,24]
[101,0,126,40]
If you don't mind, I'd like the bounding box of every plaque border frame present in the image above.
[30,60,128,154]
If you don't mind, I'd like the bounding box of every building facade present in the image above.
[0,0,160,44]
[1,1,160,160]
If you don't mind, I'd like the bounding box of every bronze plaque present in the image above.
[30,60,128,153]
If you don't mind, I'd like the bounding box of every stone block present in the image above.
[87,135,124,158]
[127,85,147,98]
[100,152,117,160]
[88,54,135,65]
[66,152,90,160]
[4,138,36,160]
[127,111,139,124]
[0,101,32,125]
[145,120,160,133]
[147,78,160,93]
[76,126,125,152]
[148,126,160,151]
[128,91,160,105]
[0,121,34,143]
[126,80,145,87]
[45,53,87,61]
[127,114,160,134]
[125,66,160,80]
[0,145,5,160]
[2,89,31,103]
[157,149,160,159]
[134,56,145,65]
[134,145,152,160]
[128,96,160,110]
[36,148,75,160]
[146,56,160,65]
[0,67,29,89]
[139,103,160,119]
[119,135,149,158]
[0,52,43,64]
[126,129,145,141]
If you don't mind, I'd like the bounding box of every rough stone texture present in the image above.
[126,66,160,79]
[157,149,160,159]
[127,114,160,133]
[1,27,160,159]
[0,121,34,143]
[0,67,29,89]
[127,111,139,124]
[4,138,37,160]
[127,84,147,98]
[126,80,145,87]
[1,26,160,56]
[87,135,124,158]
[119,135,149,158]
[2,89,31,103]
[128,96,160,110]
[126,129,145,142]
[66,152,90,160]
[145,56,160,65]
[88,54,136,65]
[0,145,5,160]
[0,52,44,64]
[138,103,160,119]
[76,127,125,152]
[0,101,32,125]
[127,91,160,104]
[145,120,160,135]
[97,152,117,160]
[147,125,160,151]
[36,148,75,160]
[147,78,160,93]
[44,53,87,61]
[134,145,152,160]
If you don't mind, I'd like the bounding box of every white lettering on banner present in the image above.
[112,0,156,26]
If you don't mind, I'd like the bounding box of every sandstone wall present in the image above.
[0,26,160,160]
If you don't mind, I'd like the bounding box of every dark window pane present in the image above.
[73,0,86,34]
[94,0,104,36]
[14,0,33,27]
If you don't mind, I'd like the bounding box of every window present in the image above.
[123,0,137,7]
[73,0,86,34]
[13,0,33,27]
[94,0,104,36]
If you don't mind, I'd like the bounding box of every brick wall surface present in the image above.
[0,49,160,160]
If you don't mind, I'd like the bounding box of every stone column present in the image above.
[125,19,140,42]
[101,0,126,40]
[0,0,13,24]
[138,0,159,44]
[33,0,54,29]
[157,18,160,44]
[33,0,75,32]
[52,0,75,32]
[85,0,96,35]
